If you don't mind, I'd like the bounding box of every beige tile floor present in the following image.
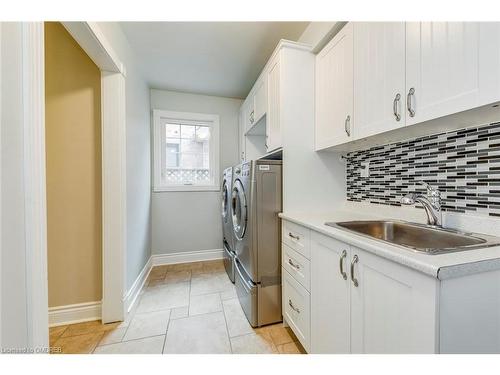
[50,260,306,354]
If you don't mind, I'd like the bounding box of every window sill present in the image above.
[153,185,220,193]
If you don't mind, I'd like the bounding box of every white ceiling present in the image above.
[120,22,309,98]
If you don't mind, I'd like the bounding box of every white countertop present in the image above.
[279,203,500,280]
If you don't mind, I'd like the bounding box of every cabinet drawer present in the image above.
[282,220,310,259]
[282,243,311,291]
[283,268,311,352]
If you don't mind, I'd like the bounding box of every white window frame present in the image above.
[153,109,220,192]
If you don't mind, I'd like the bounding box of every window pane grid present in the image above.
[165,169,211,184]
[163,122,212,185]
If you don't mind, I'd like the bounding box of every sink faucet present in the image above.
[401,181,442,227]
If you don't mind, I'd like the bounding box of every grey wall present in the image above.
[150,89,242,254]
[96,23,151,291]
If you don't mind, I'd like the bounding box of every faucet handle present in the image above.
[417,181,440,197]
[417,181,431,190]
[401,193,416,205]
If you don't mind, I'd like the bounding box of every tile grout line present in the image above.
[63,261,234,354]
[187,271,192,316]
[94,334,167,350]
[161,309,172,354]
[220,294,234,354]
[104,261,241,354]
[94,271,164,352]
[90,332,106,354]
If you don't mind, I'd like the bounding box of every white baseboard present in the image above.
[152,249,224,266]
[49,301,102,327]
[123,256,153,314]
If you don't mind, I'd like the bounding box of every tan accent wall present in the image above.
[45,22,102,307]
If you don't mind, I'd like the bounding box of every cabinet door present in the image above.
[406,22,500,126]
[267,54,281,151]
[242,96,254,134]
[315,22,353,150]
[254,78,267,124]
[283,268,311,352]
[349,247,438,353]
[238,104,246,162]
[354,22,406,139]
[310,232,351,353]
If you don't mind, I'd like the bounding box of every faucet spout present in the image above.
[401,182,442,227]
[414,196,441,227]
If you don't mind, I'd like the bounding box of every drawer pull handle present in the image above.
[339,250,348,280]
[288,299,300,314]
[288,232,300,241]
[288,258,300,270]
[350,255,359,287]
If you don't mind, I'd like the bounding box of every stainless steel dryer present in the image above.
[231,159,282,327]
[221,166,235,282]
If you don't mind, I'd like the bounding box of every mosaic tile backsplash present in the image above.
[346,122,500,218]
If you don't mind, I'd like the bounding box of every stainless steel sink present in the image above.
[325,220,500,254]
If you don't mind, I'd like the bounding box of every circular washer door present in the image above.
[231,179,247,240]
[221,179,230,222]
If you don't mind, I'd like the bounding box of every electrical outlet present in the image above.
[360,162,370,178]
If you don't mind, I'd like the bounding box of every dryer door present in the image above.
[231,179,247,240]
[221,178,230,223]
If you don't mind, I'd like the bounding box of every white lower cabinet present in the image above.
[283,219,500,353]
[279,220,440,354]
[349,246,438,353]
[283,243,310,291]
[310,230,437,354]
[310,233,351,353]
[282,269,311,351]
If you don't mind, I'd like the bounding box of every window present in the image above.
[153,110,220,191]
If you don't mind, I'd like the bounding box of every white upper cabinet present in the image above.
[253,78,267,125]
[242,96,254,134]
[315,22,500,150]
[238,40,312,158]
[405,22,500,126]
[266,53,282,152]
[238,103,246,162]
[354,22,406,139]
[315,22,354,150]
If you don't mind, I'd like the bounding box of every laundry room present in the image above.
[4,4,500,373]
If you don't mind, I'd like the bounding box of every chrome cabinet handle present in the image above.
[249,110,255,124]
[288,258,300,270]
[288,232,300,241]
[288,299,300,314]
[393,93,401,121]
[350,255,359,287]
[344,115,351,137]
[339,250,348,280]
[407,88,415,117]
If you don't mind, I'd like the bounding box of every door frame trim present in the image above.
[22,21,128,348]
[22,22,49,350]
[0,22,3,350]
